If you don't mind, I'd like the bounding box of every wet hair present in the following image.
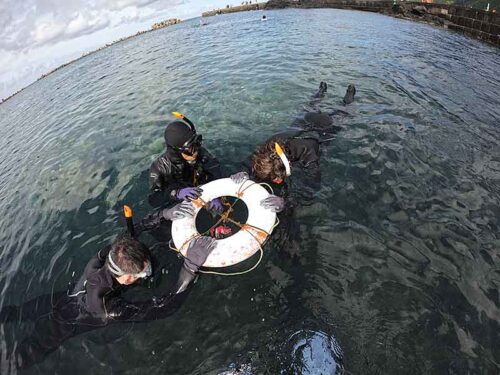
[106,233,151,275]
[252,138,287,182]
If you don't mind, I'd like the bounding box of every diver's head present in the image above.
[106,233,152,285]
[164,113,202,163]
[252,139,290,184]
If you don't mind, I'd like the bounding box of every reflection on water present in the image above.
[288,329,344,374]
[0,8,499,375]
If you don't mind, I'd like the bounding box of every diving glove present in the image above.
[230,171,249,184]
[183,237,217,273]
[176,187,203,201]
[162,202,195,221]
[208,198,224,213]
[260,195,285,213]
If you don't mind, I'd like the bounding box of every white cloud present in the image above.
[0,0,233,100]
[0,0,186,51]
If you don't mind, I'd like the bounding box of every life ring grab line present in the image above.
[168,215,280,277]
[171,178,277,268]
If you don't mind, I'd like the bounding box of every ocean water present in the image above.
[0,8,499,375]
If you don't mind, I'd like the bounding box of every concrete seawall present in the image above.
[202,0,500,47]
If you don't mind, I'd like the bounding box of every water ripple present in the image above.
[0,8,499,374]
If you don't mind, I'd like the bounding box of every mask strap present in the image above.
[107,251,125,276]
[275,143,291,176]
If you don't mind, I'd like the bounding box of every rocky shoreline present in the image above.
[204,0,500,47]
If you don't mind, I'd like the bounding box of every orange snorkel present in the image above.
[123,205,135,237]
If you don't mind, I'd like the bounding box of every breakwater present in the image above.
[202,0,500,47]
[202,3,264,17]
[394,2,500,46]
[152,18,182,30]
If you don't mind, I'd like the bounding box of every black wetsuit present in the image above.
[69,243,194,320]
[243,84,355,260]
[0,216,195,371]
[148,147,222,208]
[243,83,354,199]
[241,129,322,198]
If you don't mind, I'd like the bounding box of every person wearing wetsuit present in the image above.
[231,82,356,212]
[226,82,355,262]
[0,203,214,371]
[148,112,222,210]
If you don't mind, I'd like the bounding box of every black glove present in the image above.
[183,237,216,273]
[162,202,195,221]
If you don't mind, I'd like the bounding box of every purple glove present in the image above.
[208,198,224,213]
[176,187,203,201]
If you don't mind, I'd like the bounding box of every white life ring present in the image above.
[171,178,277,268]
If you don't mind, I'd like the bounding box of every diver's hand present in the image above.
[208,198,224,213]
[176,187,203,201]
[230,171,249,184]
[184,237,217,273]
[162,202,194,221]
[260,195,285,213]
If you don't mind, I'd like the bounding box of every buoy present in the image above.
[172,178,277,268]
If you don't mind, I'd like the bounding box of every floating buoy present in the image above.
[172,178,277,268]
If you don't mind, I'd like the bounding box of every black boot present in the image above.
[318,81,327,96]
[343,84,356,105]
[313,81,328,99]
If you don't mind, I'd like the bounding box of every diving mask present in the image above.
[107,252,152,279]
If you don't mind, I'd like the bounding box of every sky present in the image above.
[0,0,236,101]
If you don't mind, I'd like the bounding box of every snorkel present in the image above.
[123,205,135,237]
[273,142,291,184]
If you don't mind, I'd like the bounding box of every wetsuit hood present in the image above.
[164,120,196,148]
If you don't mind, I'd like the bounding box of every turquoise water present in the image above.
[0,8,499,374]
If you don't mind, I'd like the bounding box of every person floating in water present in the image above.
[261,15,267,21]
[148,112,222,210]
[231,81,356,211]
[0,203,214,371]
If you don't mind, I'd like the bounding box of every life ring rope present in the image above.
[169,181,280,276]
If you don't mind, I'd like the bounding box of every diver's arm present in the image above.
[133,210,164,237]
[200,148,223,180]
[287,138,320,168]
[105,237,214,322]
[84,273,114,319]
[148,159,185,208]
[148,160,169,207]
[134,203,194,237]
[104,266,196,322]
